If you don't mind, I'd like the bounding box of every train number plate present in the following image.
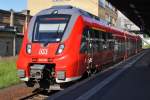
[38,48,48,55]
[38,58,48,62]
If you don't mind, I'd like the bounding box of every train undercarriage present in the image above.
[25,59,100,90]
[25,64,60,90]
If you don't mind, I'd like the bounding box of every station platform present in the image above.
[48,49,150,100]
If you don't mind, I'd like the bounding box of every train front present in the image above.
[16,8,83,88]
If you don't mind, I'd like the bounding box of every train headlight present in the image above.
[57,71,66,80]
[17,69,25,78]
[26,44,32,54]
[56,44,65,54]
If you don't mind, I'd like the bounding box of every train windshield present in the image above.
[33,14,70,42]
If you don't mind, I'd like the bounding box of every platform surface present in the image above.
[48,49,150,100]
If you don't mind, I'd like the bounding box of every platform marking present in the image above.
[76,52,146,100]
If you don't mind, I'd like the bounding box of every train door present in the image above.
[93,30,102,66]
[97,31,103,65]
[79,28,96,76]
[101,32,106,63]
[107,33,114,63]
[127,38,131,56]
[78,28,93,72]
[101,32,110,64]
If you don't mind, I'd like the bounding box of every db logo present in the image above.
[39,48,48,55]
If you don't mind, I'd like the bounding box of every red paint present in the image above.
[16,14,142,83]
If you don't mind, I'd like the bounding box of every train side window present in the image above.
[83,28,88,38]
[107,33,113,49]
[102,32,107,41]
[108,33,114,49]
[94,30,100,39]
[80,28,88,53]
[88,29,94,39]
[93,30,99,52]
[97,30,103,51]
[108,33,112,39]
[102,32,108,50]
[86,29,94,53]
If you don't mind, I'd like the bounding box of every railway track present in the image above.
[18,88,58,100]
[18,83,72,100]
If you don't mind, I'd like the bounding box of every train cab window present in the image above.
[33,14,70,43]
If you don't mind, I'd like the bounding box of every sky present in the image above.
[0,0,27,11]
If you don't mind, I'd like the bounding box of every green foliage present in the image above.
[0,58,20,89]
[143,45,150,49]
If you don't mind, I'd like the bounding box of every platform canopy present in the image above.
[108,0,150,35]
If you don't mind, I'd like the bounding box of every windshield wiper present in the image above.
[56,24,60,36]
[41,24,61,46]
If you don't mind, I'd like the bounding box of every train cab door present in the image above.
[79,28,96,76]
[79,28,92,75]
[81,29,94,75]
[86,29,97,74]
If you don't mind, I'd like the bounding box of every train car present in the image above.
[16,5,142,89]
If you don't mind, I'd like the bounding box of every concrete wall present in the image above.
[27,0,118,26]
[16,36,23,54]
[0,10,30,57]
[0,31,23,57]
[116,11,140,31]
[0,9,31,34]
[0,32,14,56]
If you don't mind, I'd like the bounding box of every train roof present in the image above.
[36,5,92,18]
[29,5,139,40]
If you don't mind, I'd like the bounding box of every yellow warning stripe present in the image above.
[92,27,106,32]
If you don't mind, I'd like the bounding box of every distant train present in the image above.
[16,5,142,89]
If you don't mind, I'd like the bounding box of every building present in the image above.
[99,0,118,26]
[0,9,30,33]
[116,11,150,48]
[27,0,118,26]
[116,11,140,31]
[0,9,30,57]
[0,27,23,57]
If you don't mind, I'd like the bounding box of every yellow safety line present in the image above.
[92,27,106,32]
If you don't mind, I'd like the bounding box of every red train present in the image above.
[16,6,142,89]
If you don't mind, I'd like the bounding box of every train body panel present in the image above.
[16,5,142,89]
